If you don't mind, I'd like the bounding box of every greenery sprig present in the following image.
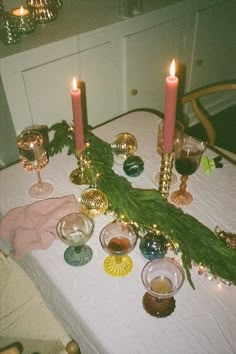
[49,121,236,288]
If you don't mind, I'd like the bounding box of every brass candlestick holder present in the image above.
[158,152,174,200]
[70,145,90,185]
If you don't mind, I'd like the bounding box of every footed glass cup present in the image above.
[57,213,94,266]
[99,220,137,277]
[141,258,185,317]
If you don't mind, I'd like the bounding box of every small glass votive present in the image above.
[119,0,132,19]
[26,0,58,24]
[11,6,36,35]
[132,0,143,15]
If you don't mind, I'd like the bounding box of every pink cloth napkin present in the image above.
[0,195,80,258]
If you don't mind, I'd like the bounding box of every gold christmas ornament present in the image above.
[215,227,236,251]
[111,132,137,164]
[79,188,109,218]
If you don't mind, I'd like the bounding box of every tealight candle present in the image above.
[151,276,172,294]
[11,6,36,34]
[12,6,29,16]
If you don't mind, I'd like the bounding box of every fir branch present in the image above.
[48,120,75,156]
[48,121,236,288]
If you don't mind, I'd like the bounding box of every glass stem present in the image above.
[74,246,83,253]
[115,256,122,264]
[36,170,43,187]
[179,175,188,193]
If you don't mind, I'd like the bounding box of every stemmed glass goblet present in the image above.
[141,258,185,318]
[16,130,54,199]
[56,213,94,266]
[170,136,206,206]
[153,120,184,186]
[99,220,137,277]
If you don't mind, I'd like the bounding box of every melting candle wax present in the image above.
[151,276,172,294]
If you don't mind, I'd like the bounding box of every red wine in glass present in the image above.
[175,150,201,175]
[171,137,206,206]
[108,237,131,254]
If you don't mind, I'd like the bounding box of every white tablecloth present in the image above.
[1,111,236,354]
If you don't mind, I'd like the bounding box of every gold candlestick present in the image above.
[70,146,90,185]
[158,152,174,200]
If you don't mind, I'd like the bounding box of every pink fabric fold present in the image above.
[0,195,80,258]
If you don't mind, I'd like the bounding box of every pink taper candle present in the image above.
[163,59,179,153]
[71,77,85,151]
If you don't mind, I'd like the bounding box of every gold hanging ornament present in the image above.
[215,227,236,251]
[111,132,137,164]
[78,188,109,218]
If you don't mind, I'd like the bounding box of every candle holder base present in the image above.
[170,189,193,206]
[70,148,90,185]
[70,168,89,185]
[158,152,174,200]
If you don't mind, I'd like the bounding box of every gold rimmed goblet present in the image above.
[170,136,206,206]
[16,130,54,200]
[99,220,137,277]
[141,257,185,318]
[56,213,94,266]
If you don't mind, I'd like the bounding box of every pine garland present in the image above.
[48,121,236,288]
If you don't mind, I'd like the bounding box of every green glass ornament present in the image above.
[139,232,168,260]
[123,155,144,177]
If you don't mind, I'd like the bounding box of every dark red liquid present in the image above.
[175,159,198,175]
[108,237,131,253]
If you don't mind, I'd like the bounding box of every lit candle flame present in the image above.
[170,59,176,77]
[20,6,24,15]
[72,77,78,90]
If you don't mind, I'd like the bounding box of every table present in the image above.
[1,111,236,354]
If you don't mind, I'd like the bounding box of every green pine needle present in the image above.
[49,121,236,288]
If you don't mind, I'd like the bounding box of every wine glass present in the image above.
[16,130,54,199]
[141,257,185,318]
[56,212,94,266]
[153,120,184,186]
[170,136,206,206]
[99,220,137,277]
